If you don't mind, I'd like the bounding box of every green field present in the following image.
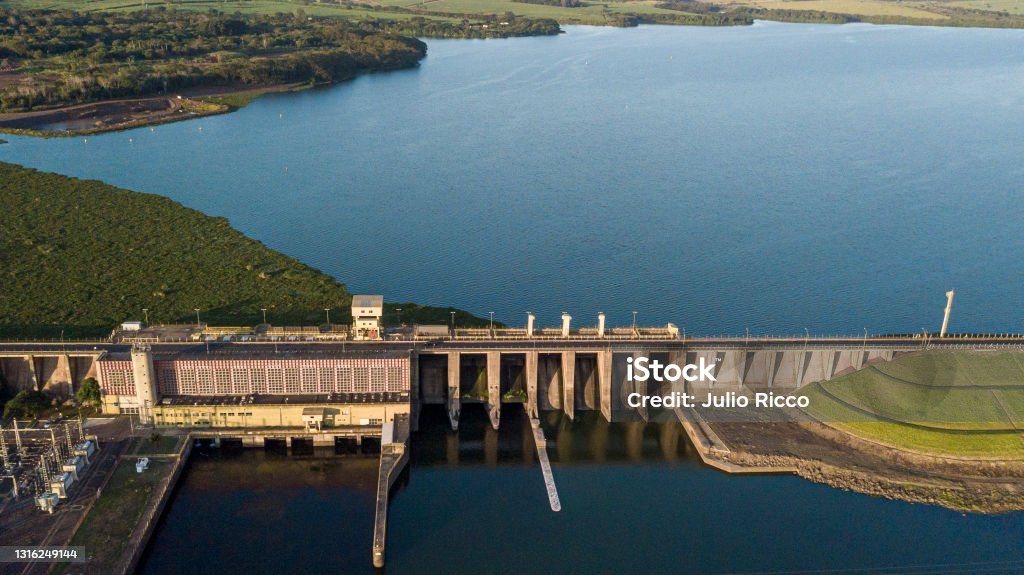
[0,162,488,338]
[800,351,1024,458]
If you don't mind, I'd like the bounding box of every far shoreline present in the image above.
[0,83,308,138]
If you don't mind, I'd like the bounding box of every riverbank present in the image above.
[691,411,1024,514]
[0,85,303,138]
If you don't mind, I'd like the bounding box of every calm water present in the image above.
[4,23,1024,334]
[6,22,1024,573]
[139,408,1024,575]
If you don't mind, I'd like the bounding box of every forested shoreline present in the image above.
[0,162,489,338]
[0,9,431,112]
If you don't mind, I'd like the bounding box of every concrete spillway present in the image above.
[427,346,901,429]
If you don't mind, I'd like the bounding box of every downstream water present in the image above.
[4,23,1024,335]
[5,22,1024,573]
[139,408,1024,575]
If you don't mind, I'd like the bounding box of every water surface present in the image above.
[4,23,1024,334]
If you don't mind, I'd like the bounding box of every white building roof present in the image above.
[351,295,383,309]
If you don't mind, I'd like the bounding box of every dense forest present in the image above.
[0,162,489,338]
[0,9,429,111]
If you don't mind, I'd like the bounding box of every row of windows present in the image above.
[156,364,407,396]
[102,368,136,396]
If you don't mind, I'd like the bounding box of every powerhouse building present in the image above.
[96,345,411,428]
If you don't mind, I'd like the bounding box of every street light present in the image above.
[804,327,809,347]
[261,308,267,325]
[324,308,331,325]
[450,311,456,338]
[396,308,403,326]
[194,308,201,326]
[489,311,494,333]
[142,308,149,326]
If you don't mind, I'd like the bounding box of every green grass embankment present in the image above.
[56,458,170,575]
[800,351,1024,458]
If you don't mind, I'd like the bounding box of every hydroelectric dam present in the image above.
[3,306,1022,568]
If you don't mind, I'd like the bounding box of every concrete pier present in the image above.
[487,351,501,430]
[561,351,575,421]
[598,350,612,422]
[372,415,410,569]
[530,419,561,512]
[526,351,539,418]
[447,351,460,430]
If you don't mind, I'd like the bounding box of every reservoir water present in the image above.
[3,23,1024,335]
[3,22,1024,573]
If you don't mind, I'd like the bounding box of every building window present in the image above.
[160,368,178,395]
[179,369,197,395]
[268,369,284,394]
[301,367,318,393]
[197,369,214,395]
[215,368,231,394]
[336,367,352,393]
[284,368,301,394]
[353,368,369,393]
[318,369,334,393]
[251,369,268,394]
[232,368,249,394]
[370,368,386,393]
[387,367,405,393]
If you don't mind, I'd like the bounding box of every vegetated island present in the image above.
[702,350,1024,513]
[0,8,560,135]
[0,161,491,339]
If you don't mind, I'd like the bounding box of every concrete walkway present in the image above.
[530,419,561,512]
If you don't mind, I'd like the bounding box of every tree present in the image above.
[76,377,101,406]
[3,389,50,419]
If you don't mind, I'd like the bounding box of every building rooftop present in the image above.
[351,295,383,309]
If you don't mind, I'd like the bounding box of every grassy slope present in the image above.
[0,162,486,338]
[800,351,1024,458]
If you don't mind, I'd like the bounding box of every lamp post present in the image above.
[324,308,331,326]
[142,308,149,326]
[632,310,638,338]
[489,311,494,335]
[261,308,267,325]
[396,308,403,327]
[804,327,809,347]
[450,311,456,338]
[194,308,201,327]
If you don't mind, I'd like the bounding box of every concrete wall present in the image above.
[151,402,409,428]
